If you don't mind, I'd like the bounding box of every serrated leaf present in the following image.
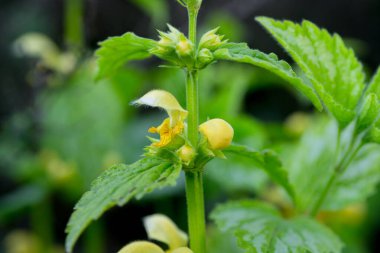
[257,17,365,128]
[95,32,157,79]
[224,144,295,202]
[366,67,380,97]
[214,43,323,111]
[65,157,181,252]
[211,200,343,253]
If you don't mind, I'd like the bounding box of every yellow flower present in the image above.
[199,118,234,150]
[118,214,193,253]
[133,90,187,147]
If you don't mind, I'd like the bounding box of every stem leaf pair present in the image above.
[284,117,380,212]
[65,157,182,252]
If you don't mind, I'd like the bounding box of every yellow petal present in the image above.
[132,90,187,126]
[143,214,188,250]
[171,247,194,253]
[118,241,164,253]
[199,118,234,150]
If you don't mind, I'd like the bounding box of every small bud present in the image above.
[199,28,226,51]
[118,241,164,253]
[175,36,194,57]
[199,118,234,150]
[197,48,214,68]
[178,145,196,164]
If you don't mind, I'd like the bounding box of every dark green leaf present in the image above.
[257,17,365,128]
[213,42,323,111]
[95,32,157,79]
[211,200,343,253]
[65,157,181,252]
[224,144,295,202]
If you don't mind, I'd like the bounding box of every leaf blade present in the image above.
[65,157,181,252]
[257,17,365,127]
[95,32,157,79]
[211,200,343,253]
[213,42,323,111]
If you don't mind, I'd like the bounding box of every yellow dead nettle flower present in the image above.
[199,118,234,150]
[133,90,188,147]
[118,214,193,253]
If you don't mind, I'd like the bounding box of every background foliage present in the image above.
[0,0,380,253]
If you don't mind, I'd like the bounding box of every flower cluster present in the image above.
[150,26,227,70]
[133,90,234,168]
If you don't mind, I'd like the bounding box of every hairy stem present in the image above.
[184,5,206,253]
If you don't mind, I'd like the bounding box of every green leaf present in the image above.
[95,32,157,79]
[213,42,323,111]
[366,67,380,97]
[224,144,295,202]
[257,17,365,128]
[65,157,181,252]
[282,117,337,213]
[211,200,343,253]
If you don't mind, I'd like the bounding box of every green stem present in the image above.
[64,0,84,50]
[185,69,206,253]
[186,71,199,146]
[184,5,206,253]
[185,171,206,253]
[31,196,53,253]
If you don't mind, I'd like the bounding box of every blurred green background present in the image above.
[0,0,380,253]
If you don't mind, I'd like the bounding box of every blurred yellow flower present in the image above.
[199,118,234,150]
[118,214,193,253]
[118,241,165,253]
[133,90,187,147]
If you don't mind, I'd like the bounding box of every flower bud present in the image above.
[178,144,196,164]
[175,35,194,57]
[199,28,226,51]
[197,48,214,68]
[118,241,164,253]
[199,118,234,150]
